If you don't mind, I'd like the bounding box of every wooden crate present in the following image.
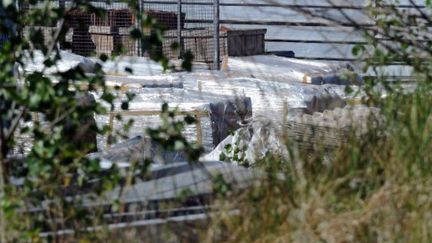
[162,28,228,62]
[65,8,93,29]
[227,29,267,56]
[159,28,266,62]
[145,10,185,30]
[92,9,135,27]
[118,27,138,56]
[89,26,137,56]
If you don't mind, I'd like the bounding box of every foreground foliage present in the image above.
[2,0,432,242]
[0,0,194,241]
[206,1,432,242]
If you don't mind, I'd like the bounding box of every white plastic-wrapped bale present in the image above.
[95,88,252,151]
[224,55,363,85]
[22,50,96,74]
[182,72,349,123]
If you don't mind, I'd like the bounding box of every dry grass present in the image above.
[199,89,432,243]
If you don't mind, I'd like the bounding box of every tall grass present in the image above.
[196,1,432,241]
[200,79,432,243]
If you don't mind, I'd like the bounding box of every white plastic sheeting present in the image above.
[21,50,96,74]
[202,124,289,165]
[222,55,362,85]
[180,73,348,121]
[99,55,356,122]
[89,54,358,151]
[21,52,360,154]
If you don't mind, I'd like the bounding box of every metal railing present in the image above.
[215,2,427,63]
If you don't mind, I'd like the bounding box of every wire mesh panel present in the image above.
[21,1,137,56]
[20,0,221,67]
[65,1,136,56]
[142,0,221,68]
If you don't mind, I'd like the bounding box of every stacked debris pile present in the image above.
[203,105,382,165]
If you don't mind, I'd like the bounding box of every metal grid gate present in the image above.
[141,0,220,69]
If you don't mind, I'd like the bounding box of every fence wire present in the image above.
[20,0,221,68]
[142,0,220,67]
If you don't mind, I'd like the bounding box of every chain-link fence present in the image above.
[19,0,221,69]
[142,0,220,69]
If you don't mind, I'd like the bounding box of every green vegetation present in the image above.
[205,1,432,242]
[1,0,432,242]
[0,0,194,241]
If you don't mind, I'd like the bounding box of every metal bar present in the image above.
[107,112,115,147]
[108,110,209,117]
[195,115,203,146]
[266,39,368,45]
[140,1,426,9]
[266,38,431,45]
[177,0,182,58]
[293,56,359,61]
[187,19,376,27]
[33,113,40,123]
[137,0,143,56]
[292,56,408,64]
[213,0,220,70]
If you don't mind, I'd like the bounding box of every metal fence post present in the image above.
[177,0,183,57]
[138,0,143,56]
[213,0,220,70]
